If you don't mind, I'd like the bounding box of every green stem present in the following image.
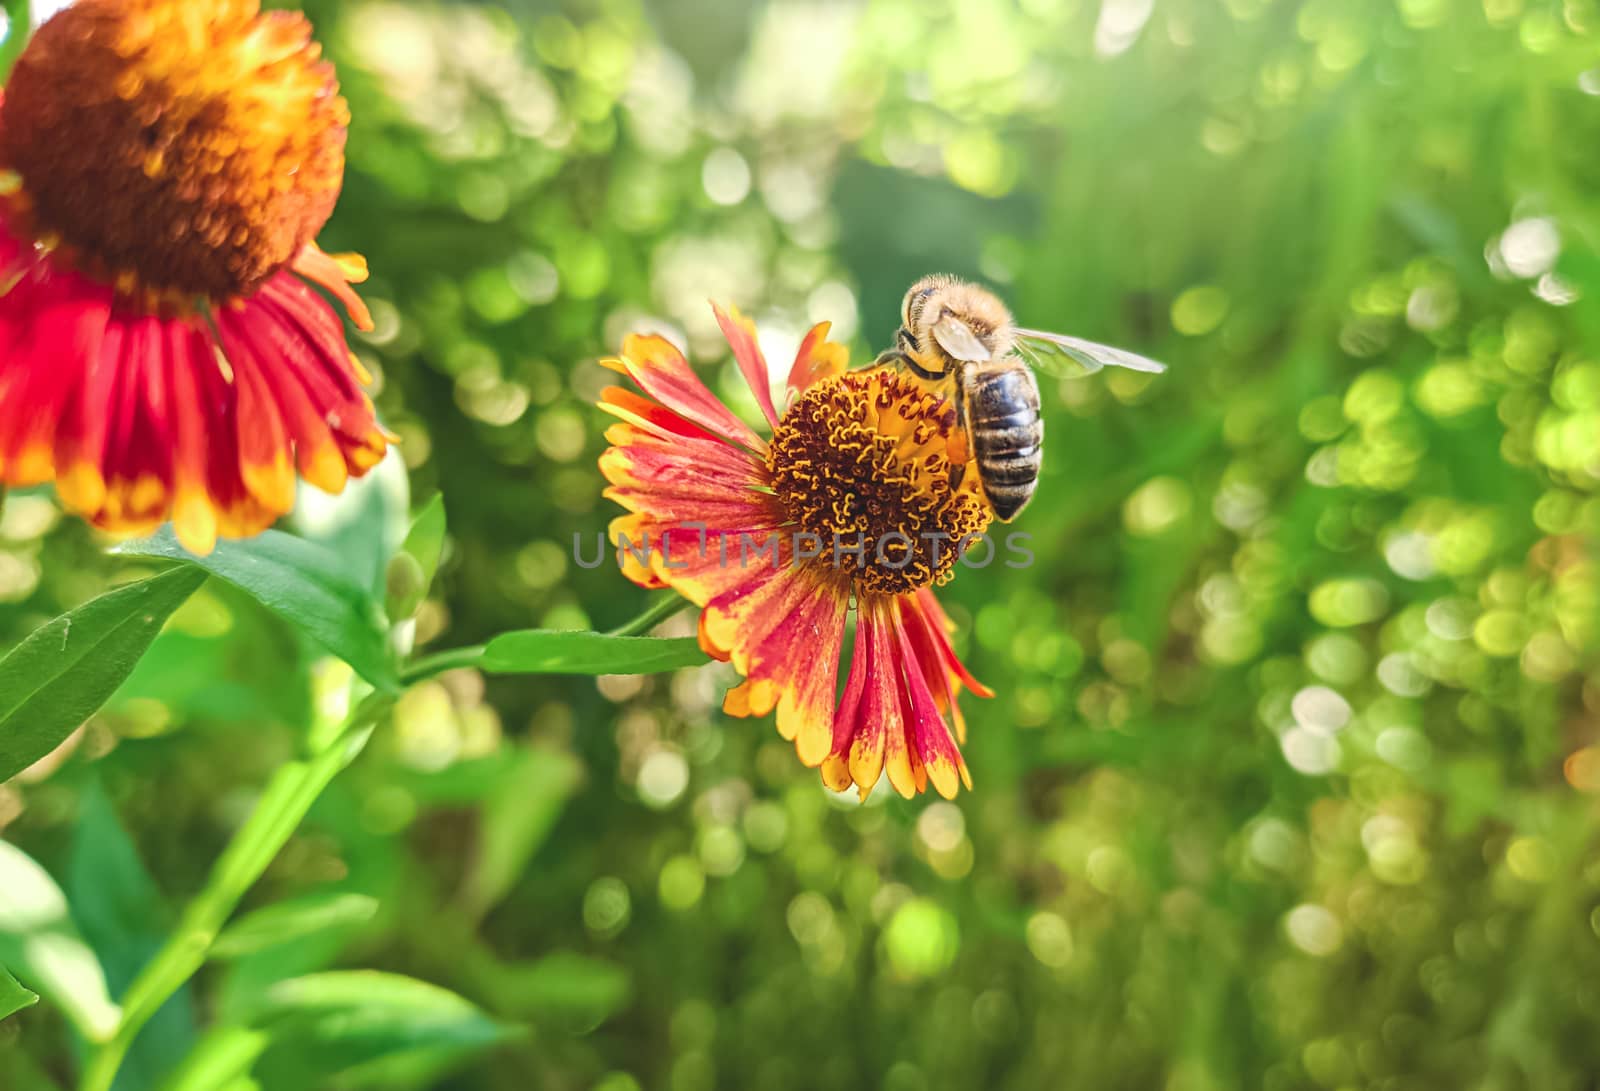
[77,709,384,1091]
[607,594,691,637]
[399,643,487,684]
[0,0,30,83]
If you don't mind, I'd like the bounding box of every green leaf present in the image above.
[384,495,446,627]
[153,1026,269,1091]
[481,631,707,675]
[112,581,313,728]
[0,566,206,784]
[400,495,447,590]
[112,529,398,694]
[500,952,631,1026]
[0,965,38,1021]
[255,970,498,1023]
[0,840,121,1041]
[459,748,581,920]
[0,2,32,86]
[247,971,515,1082]
[212,893,380,960]
[70,782,168,962]
[77,720,379,1091]
[70,780,197,1084]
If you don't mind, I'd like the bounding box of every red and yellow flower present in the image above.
[0,0,388,554]
[599,307,994,799]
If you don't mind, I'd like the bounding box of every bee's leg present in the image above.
[950,454,969,492]
[878,327,948,381]
[948,361,972,491]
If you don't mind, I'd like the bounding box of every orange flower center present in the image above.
[768,368,992,595]
[0,0,348,303]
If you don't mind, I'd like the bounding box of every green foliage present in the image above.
[0,840,120,1042]
[399,495,448,593]
[70,781,199,1085]
[0,1,30,83]
[210,893,381,960]
[156,973,512,1091]
[242,971,516,1084]
[481,630,707,674]
[387,495,447,621]
[457,747,582,920]
[0,966,39,1022]
[497,952,632,1027]
[290,453,414,598]
[114,530,400,694]
[0,566,205,784]
[5,0,1600,1089]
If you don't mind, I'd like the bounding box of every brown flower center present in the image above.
[0,0,348,303]
[768,367,992,595]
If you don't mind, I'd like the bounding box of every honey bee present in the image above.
[876,274,1166,521]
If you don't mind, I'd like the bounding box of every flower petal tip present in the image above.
[787,321,849,399]
[711,300,780,430]
[173,497,219,556]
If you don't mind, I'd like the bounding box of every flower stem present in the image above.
[76,708,383,1091]
[398,643,488,683]
[607,594,692,637]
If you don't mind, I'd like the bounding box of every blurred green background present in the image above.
[6,0,1600,1087]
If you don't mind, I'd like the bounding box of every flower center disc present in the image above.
[768,368,992,595]
[0,0,349,302]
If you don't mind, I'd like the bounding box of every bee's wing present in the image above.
[1014,328,1167,376]
[931,314,994,362]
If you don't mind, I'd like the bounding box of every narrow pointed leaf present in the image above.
[212,893,380,959]
[401,494,447,590]
[0,566,206,783]
[248,971,516,1081]
[0,966,38,1021]
[481,631,707,675]
[153,1026,270,1091]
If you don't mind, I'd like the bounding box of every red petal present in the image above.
[786,320,848,404]
[94,317,176,533]
[823,616,874,793]
[598,385,724,445]
[290,244,374,332]
[598,433,769,517]
[216,281,389,500]
[0,261,110,485]
[162,322,222,553]
[609,333,765,453]
[908,588,993,698]
[864,599,916,797]
[222,316,297,514]
[705,556,849,765]
[712,301,779,429]
[891,605,970,799]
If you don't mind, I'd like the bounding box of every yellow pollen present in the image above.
[0,0,349,303]
[768,368,992,595]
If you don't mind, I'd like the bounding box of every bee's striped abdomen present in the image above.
[966,361,1043,522]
